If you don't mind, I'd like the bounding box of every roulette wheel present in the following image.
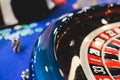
[29,3,120,80]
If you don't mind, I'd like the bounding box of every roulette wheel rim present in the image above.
[29,3,120,80]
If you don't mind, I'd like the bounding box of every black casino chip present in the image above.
[29,3,120,80]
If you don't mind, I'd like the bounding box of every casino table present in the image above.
[0,0,119,80]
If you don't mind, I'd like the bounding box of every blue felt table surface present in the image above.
[0,0,118,80]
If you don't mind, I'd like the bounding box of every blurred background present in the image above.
[0,0,119,80]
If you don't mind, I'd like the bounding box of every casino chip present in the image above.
[29,3,120,80]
